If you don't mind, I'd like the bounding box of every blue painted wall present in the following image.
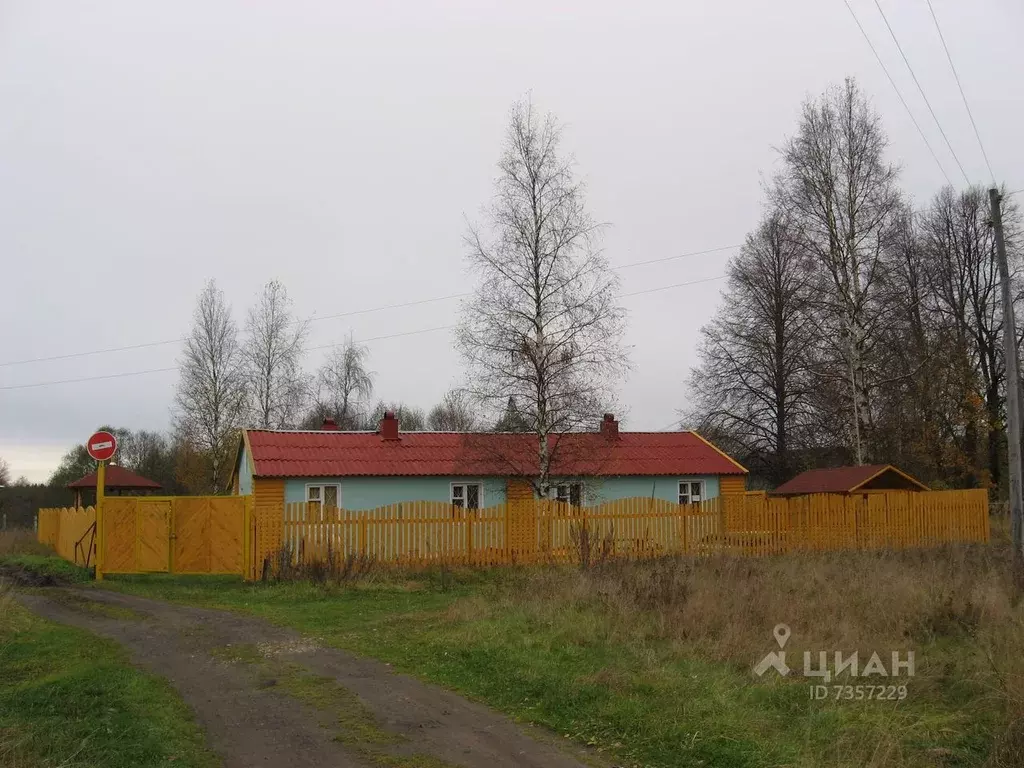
[275,474,723,510]
[284,476,507,509]
[238,444,253,495]
[586,476,720,504]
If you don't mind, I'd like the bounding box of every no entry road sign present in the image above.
[86,430,117,462]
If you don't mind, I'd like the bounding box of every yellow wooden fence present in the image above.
[39,496,251,576]
[37,507,97,566]
[247,489,990,578]
[41,489,991,580]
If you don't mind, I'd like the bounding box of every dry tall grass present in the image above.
[446,520,1024,765]
[0,528,50,557]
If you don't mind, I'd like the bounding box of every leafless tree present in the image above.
[308,335,375,429]
[428,390,481,431]
[244,280,310,429]
[685,213,818,485]
[920,185,1024,488]
[457,99,628,495]
[0,457,10,486]
[174,280,248,492]
[774,77,903,464]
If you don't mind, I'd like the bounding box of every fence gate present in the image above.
[99,496,249,576]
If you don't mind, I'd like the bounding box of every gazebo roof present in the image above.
[771,464,928,495]
[67,465,162,490]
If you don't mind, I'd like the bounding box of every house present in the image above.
[67,465,162,507]
[231,412,748,511]
[770,464,929,497]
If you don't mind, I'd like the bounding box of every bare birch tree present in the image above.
[774,78,902,464]
[174,280,248,492]
[685,212,818,485]
[305,335,375,429]
[244,280,310,429]
[457,99,628,495]
[428,390,480,431]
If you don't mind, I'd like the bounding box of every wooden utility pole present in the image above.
[990,187,1024,584]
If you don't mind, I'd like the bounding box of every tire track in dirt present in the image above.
[17,589,599,768]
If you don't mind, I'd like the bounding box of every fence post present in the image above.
[466,511,474,565]
[359,517,368,557]
[243,495,253,580]
[681,501,689,554]
[717,496,726,555]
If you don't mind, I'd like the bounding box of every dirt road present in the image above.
[18,589,598,768]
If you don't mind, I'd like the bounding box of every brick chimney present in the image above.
[321,417,339,431]
[380,410,400,440]
[600,413,619,439]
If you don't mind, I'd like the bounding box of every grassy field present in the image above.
[0,531,219,768]
[97,536,1024,768]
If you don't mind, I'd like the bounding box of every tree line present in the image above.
[16,97,627,501]
[10,80,1015,504]
[684,78,1022,493]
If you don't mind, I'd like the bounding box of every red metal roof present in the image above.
[771,465,925,495]
[243,430,747,478]
[67,465,162,489]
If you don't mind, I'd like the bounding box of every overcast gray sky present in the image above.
[1,0,1021,482]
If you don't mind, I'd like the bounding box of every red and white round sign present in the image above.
[86,430,117,462]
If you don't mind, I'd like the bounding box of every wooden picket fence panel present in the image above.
[246,489,990,578]
[39,496,251,576]
[37,507,97,566]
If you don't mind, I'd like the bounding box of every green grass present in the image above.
[98,566,1015,768]
[0,590,219,768]
[0,554,93,583]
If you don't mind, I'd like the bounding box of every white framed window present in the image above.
[451,482,482,509]
[678,480,704,505]
[306,484,340,517]
[551,482,584,507]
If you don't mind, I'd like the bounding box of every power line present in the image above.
[622,274,726,298]
[0,324,460,391]
[0,275,732,391]
[0,244,741,369]
[306,324,455,354]
[872,0,971,186]
[925,0,996,183]
[841,0,952,187]
[0,367,179,392]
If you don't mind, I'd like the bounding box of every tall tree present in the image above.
[920,185,1023,489]
[428,390,480,431]
[685,213,818,485]
[304,335,375,429]
[174,280,248,492]
[244,280,310,429]
[869,206,975,483]
[457,99,627,495]
[0,457,10,486]
[774,77,902,464]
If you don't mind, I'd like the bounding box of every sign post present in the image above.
[86,431,117,581]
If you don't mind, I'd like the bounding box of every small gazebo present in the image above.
[67,465,162,507]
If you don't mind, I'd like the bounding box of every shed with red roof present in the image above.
[231,412,748,511]
[67,465,162,507]
[770,464,928,497]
